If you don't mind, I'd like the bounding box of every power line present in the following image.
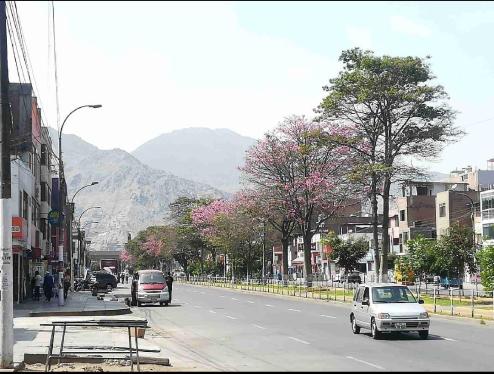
[51,1,60,130]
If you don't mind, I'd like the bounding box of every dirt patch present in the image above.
[23,361,170,372]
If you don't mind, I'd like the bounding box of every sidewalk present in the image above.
[13,315,167,369]
[14,288,130,318]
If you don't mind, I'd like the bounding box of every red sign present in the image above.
[12,217,27,240]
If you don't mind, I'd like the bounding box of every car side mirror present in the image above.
[418,299,424,304]
[362,299,369,305]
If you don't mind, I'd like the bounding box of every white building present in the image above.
[480,189,494,247]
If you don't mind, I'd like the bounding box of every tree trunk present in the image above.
[282,236,290,283]
[184,259,189,281]
[381,177,392,282]
[371,172,381,282]
[303,233,313,287]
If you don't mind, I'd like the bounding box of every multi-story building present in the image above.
[389,180,468,254]
[480,189,494,248]
[9,83,52,303]
[449,161,494,192]
[435,190,480,238]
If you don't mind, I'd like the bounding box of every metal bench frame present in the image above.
[40,319,150,372]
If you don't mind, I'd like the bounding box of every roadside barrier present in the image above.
[177,275,494,320]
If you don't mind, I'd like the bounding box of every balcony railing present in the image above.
[482,208,494,220]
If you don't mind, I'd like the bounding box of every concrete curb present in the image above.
[29,307,131,317]
[24,353,169,366]
[0,361,25,372]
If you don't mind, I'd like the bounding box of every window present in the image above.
[483,224,494,240]
[362,287,369,302]
[41,144,47,165]
[439,203,446,217]
[400,210,406,222]
[371,286,416,303]
[416,186,428,196]
[403,232,409,244]
[22,191,28,219]
[40,218,47,239]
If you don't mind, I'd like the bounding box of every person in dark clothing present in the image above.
[165,272,174,303]
[63,272,71,299]
[125,273,129,284]
[130,273,139,306]
[43,272,54,302]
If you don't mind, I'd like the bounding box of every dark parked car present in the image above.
[341,272,362,284]
[90,271,118,291]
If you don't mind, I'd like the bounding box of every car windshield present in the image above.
[139,272,165,284]
[371,286,417,303]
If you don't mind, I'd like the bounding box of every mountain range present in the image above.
[132,128,257,193]
[50,128,227,252]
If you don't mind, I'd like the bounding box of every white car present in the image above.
[350,283,430,339]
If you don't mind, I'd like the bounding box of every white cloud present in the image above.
[345,26,373,49]
[390,15,431,37]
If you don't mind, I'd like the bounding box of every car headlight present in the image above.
[138,286,144,292]
[378,313,390,319]
[420,312,429,319]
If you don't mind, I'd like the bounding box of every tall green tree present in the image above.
[317,48,461,282]
[407,235,438,296]
[477,246,494,291]
[436,224,477,280]
[169,197,213,279]
[321,231,368,275]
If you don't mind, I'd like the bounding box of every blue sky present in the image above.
[13,1,494,173]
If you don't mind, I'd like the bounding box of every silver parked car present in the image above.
[350,283,430,339]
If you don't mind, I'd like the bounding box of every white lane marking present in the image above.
[346,356,384,370]
[193,305,202,309]
[209,310,217,314]
[247,300,255,304]
[288,336,310,345]
[200,292,206,295]
[442,337,457,342]
[220,295,226,298]
[252,324,266,330]
[225,315,237,320]
[288,308,301,312]
[320,314,337,319]
[265,304,274,307]
[231,298,239,301]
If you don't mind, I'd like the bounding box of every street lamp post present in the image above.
[58,105,101,305]
[69,182,98,283]
[77,207,102,278]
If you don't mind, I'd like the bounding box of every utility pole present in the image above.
[0,1,13,368]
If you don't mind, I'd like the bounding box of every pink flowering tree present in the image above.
[192,195,263,281]
[242,115,361,285]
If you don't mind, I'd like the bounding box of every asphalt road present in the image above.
[131,283,494,371]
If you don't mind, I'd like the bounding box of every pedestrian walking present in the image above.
[125,273,129,284]
[63,271,71,299]
[165,272,174,303]
[43,272,54,302]
[53,271,59,299]
[33,271,42,301]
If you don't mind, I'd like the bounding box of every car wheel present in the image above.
[419,330,429,339]
[371,319,381,340]
[351,315,360,334]
[107,284,113,292]
[164,302,169,306]
[137,301,142,307]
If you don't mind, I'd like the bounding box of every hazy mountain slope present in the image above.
[50,128,225,251]
[131,127,257,192]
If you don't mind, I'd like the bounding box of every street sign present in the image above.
[48,210,63,226]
